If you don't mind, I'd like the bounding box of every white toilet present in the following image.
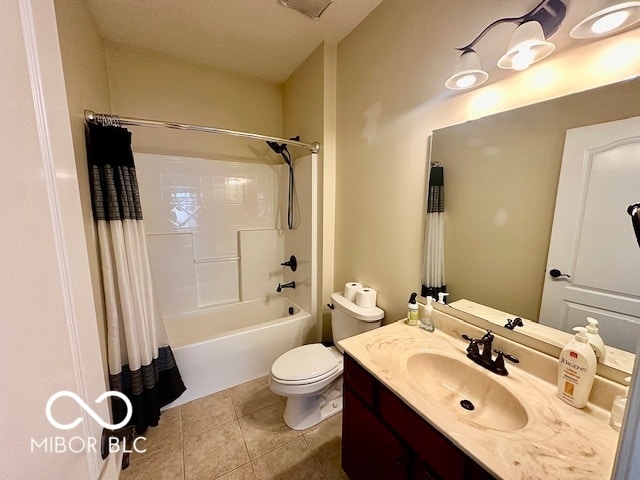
[269,291,384,430]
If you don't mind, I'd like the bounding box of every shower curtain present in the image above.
[86,123,185,433]
[421,163,446,300]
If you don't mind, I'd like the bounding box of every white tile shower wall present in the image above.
[146,233,198,316]
[135,153,283,317]
[283,155,312,313]
[239,229,285,301]
[195,259,239,306]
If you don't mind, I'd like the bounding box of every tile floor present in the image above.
[120,376,346,480]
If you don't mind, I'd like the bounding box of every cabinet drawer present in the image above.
[343,354,376,408]
[378,384,466,480]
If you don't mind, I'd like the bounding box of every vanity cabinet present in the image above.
[342,354,495,480]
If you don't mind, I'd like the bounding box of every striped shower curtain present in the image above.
[86,123,185,433]
[421,163,446,300]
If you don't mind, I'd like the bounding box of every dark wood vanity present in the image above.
[341,353,495,480]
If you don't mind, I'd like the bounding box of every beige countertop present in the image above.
[339,311,622,480]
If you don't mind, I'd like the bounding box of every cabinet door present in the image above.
[343,353,377,408]
[342,386,410,480]
[411,460,440,480]
[379,384,466,479]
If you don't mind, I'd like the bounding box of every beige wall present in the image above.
[283,42,337,341]
[105,42,283,162]
[336,0,640,323]
[54,0,112,385]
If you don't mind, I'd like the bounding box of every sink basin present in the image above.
[406,352,529,432]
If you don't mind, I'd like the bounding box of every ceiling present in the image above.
[86,1,628,86]
[87,0,384,83]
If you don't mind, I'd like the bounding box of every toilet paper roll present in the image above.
[344,282,363,302]
[356,288,377,308]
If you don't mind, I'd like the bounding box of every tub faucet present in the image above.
[461,330,519,376]
[276,281,296,293]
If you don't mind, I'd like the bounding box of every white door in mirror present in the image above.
[539,116,640,352]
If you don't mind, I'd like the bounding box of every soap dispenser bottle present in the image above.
[584,317,606,362]
[407,292,419,326]
[437,292,449,304]
[419,296,435,332]
[557,327,597,409]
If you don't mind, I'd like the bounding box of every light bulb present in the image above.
[511,49,535,70]
[591,10,630,34]
[456,74,479,89]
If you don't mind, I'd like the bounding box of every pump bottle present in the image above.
[407,292,418,326]
[557,327,597,408]
[419,296,435,332]
[584,317,606,362]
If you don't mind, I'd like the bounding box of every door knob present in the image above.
[549,268,571,279]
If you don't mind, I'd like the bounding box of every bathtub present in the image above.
[163,297,315,407]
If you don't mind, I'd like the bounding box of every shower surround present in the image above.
[135,152,316,401]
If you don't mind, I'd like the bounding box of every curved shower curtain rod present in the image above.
[84,109,321,154]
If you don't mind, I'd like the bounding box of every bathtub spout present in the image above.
[277,281,296,293]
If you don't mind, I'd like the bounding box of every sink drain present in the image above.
[460,399,475,411]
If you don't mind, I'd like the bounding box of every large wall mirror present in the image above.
[428,78,640,376]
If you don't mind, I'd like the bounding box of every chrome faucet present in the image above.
[461,330,519,376]
[276,281,296,293]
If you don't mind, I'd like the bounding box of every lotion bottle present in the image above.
[419,296,435,332]
[557,327,597,409]
[584,317,606,362]
[407,292,419,326]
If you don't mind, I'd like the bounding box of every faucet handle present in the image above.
[492,350,519,376]
[494,350,519,364]
[461,334,480,356]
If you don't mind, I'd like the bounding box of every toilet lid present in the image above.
[271,344,339,382]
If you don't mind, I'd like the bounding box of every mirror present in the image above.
[427,78,640,378]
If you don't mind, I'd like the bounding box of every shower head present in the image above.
[266,136,300,166]
[267,141,287,154]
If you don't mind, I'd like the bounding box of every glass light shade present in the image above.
[570,1,640,38]
[497,21,555,70]
[445,50,489,90]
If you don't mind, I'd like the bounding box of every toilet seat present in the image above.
[271,344,340,385]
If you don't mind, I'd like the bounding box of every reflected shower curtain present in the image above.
[86,123,185,433]
[421,163,446,299]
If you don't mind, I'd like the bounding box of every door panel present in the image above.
[540,116,640,350]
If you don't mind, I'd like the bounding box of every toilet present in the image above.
[269,291,384,430]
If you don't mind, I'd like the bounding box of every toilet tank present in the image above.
[330,291,384,353]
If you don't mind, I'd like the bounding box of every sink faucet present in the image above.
[504,317,524,330]
[461,330,519,376]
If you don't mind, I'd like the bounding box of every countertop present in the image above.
[338,311,621,480]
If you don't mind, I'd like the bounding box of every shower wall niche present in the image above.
[135,153,312,318]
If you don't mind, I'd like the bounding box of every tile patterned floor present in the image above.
[120,376,346,480]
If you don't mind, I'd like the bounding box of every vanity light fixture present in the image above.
[570,1,640,38]
[445,0,567,90]
[497,20,556,71]
[444,48,489,90]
